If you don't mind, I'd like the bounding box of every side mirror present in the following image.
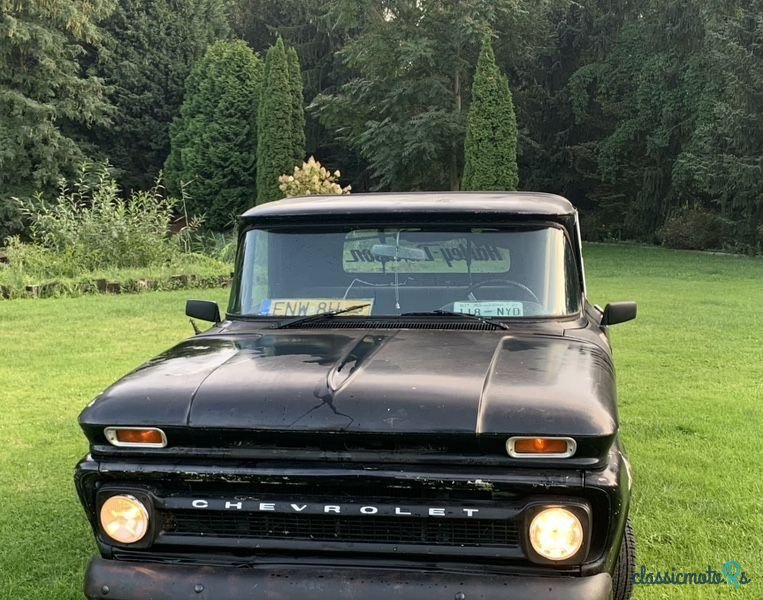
[186,299,221,323]
[602,301,637,326]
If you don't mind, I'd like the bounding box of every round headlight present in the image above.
[100,495,149,545]
[528,507,584,560]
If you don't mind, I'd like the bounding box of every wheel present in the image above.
[462,278,540,303]
[613,519,636,600]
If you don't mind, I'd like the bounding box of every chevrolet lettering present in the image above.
[75,192,638,600]
[183,500,482,517]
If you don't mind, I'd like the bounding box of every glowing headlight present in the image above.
[100,495,149,545]
[528,507,584,560]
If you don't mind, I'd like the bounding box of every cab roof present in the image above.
[241,192,576,219]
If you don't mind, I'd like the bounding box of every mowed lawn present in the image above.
[0,244,762,599]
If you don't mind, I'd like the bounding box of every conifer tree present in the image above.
[462,32,519,191]
[92,0,229,192]
[256,38,295,204]
[0,0,112,240]
[165,40,263,230]
[287,46,307,166]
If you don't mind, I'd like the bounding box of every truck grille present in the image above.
[163,510,520,548]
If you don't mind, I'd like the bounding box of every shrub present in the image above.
[189,231,238,264]
[0,200,24,244]
[287,46,306,165]
[257,37,296,204]
[578,212,609,242]
[578,202,629,242]
[462,31,519,191]
[278,157,351,197]
[656,207,727,251]
[165,40,263,230]
[9,164,195,280]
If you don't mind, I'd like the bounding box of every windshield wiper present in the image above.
[401,310,510,330]
[275,303,372,329]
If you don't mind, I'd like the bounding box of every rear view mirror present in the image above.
[186,299,221,323]
[371,243,427,261]
[602,302,637,326]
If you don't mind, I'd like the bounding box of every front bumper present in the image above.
[85,558,612,600]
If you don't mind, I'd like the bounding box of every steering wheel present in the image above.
[462,278,540,304]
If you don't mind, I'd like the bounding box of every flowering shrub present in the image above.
[278,156,351,197]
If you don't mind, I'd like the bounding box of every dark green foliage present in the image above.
[462,32,518,190]
[566,0,762,246]
[313,0,548,191]
[257,38,295,204]
[228,1,341,108]
[4,0,762,251]
[92,0,229,192]
[656,208,728,251]
[593,2,707,237]
[165,40,263,230]
[0,201,24,244]
[228,0,369,190]
[511,0,640,225]
[0,0,112,240]
[287,47,307,165]
[671,1,763,252]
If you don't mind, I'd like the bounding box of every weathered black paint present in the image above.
[81,330,617,437]
[85,559,613,600]
[75,193,634,600]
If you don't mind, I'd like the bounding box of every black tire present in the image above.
[612,519,636,600]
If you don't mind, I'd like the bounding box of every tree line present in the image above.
[1,0,761,252]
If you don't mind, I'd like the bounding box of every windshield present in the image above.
[229,224,581,319]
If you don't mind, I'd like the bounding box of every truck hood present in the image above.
[81,330,617,438]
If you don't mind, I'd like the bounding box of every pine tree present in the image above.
[287,46,306,165]
[0,0,112,240]
[256,38,295,204]
[92,0,229,192]
[313,0,527,192]
[229,0,365,190]
[165,40,263,230]
[463,32,518,191]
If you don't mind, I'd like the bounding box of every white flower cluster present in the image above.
[278,156,351,197]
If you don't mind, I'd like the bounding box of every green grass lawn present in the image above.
[0,244,761,599]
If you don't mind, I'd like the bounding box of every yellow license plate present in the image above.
[260,299,373,317]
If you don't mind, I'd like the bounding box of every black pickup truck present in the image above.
[75,192,637,600]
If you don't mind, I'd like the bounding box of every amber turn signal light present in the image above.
[515,438,568,453]
[104,427,167,448]
[506,436,576,458]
